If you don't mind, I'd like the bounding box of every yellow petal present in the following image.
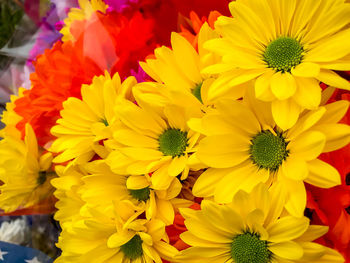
[192,168,230,198]
[318,100,349,125]
[305,159,341,188]
[228,68,268,88]
[269,241,303,260]
[184,218,232,243]
[270,72,296,100]
[265,182,286,226]
[197,134,249,168]
[24,124,38,159]
[153,241,179,260]
[254,70,275,101]
[288,107,326,140]
[281,157,308,181]
[313,124,350,152]
[167,156,187,177]
[295,225,328,242]
[171,32,202,84]
[119,147,163,161]
[150,164,173,190]
[316,247,345,262]
[296,241,325,261]
[288,131,325,161]
[216,99,261,135]
[201,200,244,235]
[293,77,321,109]
[291,63,320,78]
[180,231,223,247]
[271,98,301,130]
[214,163,269,204]
[113,129,158,148]
[107,232,134,248]
[156,199,175,225]
[305,28,350,62]
[283,178,307,217]
[267,216,309,242]
[164,105,187,130]
[317,69,350,90]
[126,175,150,190]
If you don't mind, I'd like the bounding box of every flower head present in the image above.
[203,0,350,129]
[0,124,55,213]
[55,200,178,262]
[178,183,344,262]
[190,88,350,216]
[106,93,202,190]
[50,71,136,163]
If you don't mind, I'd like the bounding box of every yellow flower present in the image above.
[80,160,188,225]
[51,164,86,231]
[190,88,350,217]
[60,0,108,42]
[55,201,178,263]
[50,71,136,164]
[106,99,202,190]
[140,27,248,114]
[177,183,344,263]
[203,0,350,129]
[0,124,54,212]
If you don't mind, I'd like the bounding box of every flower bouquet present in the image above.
[0,0,350,262]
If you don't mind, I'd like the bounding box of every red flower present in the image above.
[306,87,350,262]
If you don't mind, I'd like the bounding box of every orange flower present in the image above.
[14,11,157,147]
[179,11,221,49]
[14,40,103,146]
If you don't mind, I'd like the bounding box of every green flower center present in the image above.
[158,128,188,157]
[192,82,203,103]
[263,36,303,73]
[249,130,288,171]
[37,171,47,185]
[120,235,143,260]
[129,187,150,202]
[231,232,272,263]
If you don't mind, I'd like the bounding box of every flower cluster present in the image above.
[0,0,350,262]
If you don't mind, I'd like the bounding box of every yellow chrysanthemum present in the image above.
[0,124,54,213]
[50,71,136,164]
[51,164,87,231]
[80,160,189,225]
[106,99,202,190]
[60,0,108,42]
[55,201,178,263]
[190,88,350,216]
[177,183,344,263]
[140,27,248,114]
[204,0,350,129]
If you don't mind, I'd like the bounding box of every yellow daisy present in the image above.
[139,26,248,113]
[0,124,54,213]
[203,0,350,129]
[55,200,178,263]
[80,160,187,225]
[177,183,344,263]
[60,0,108,42]
[190,88,350,216]
[51,164,87,231]
[105,99,202,190]
[50,71,136,164]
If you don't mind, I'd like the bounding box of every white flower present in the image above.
[0,218,30,245]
